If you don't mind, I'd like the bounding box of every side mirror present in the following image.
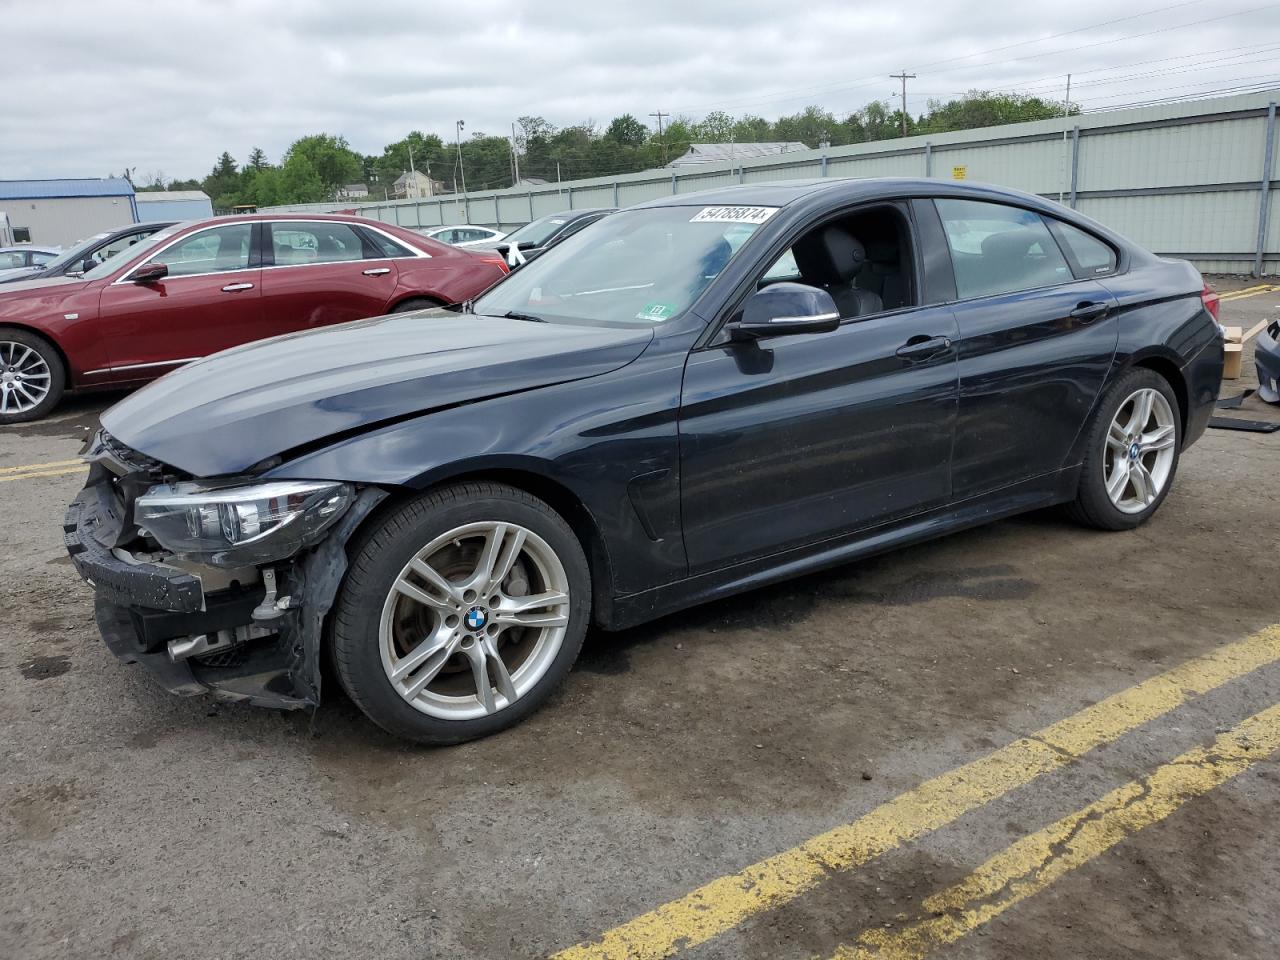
[729,282,840,340]
[132,262,168,284]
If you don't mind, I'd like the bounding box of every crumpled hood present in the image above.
[102,310,653,477]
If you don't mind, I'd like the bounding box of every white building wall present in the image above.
[0,195,135,246]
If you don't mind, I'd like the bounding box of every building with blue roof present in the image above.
[0,178,138,247]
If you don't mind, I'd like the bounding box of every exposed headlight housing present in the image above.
[135,480,353,567]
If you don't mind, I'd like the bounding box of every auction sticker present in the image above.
[690,206,778,224]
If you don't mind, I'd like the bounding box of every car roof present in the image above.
[0,245,60,254]
[631,177,1062,211]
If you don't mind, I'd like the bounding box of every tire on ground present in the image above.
[331,481,591,745]
[1066,366,1182,531]
[0,326,66,425]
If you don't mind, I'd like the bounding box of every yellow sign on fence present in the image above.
[951,165,968,180]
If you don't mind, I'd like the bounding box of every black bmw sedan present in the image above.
[65,178,1224,744]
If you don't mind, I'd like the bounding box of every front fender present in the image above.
[265,341,691,596]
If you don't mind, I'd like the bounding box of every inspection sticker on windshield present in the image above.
[636,302,678,322]
[690,205,778,224]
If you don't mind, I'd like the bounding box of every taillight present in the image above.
[1201,282,1221,322]
[476,254,508,273]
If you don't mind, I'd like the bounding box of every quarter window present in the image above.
[935,199,1072,299]
[1049,220,1117,276]
[150,223,252,277]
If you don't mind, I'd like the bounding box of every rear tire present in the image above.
[1066,368,1182,531]
[390,297,443,314]
[0,327,65,425]
[332,482,591,745]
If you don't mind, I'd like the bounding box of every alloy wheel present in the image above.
[379,520,571,720]
[1103,387,1176,514]
[0,341,52,415]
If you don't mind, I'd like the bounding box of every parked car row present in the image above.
[0,214,508,423]
[0,245,61,280]
[61,177,1224,745]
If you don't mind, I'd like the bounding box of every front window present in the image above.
[0,251,27,269]
[150,223,252,276]
[473,205,769,326]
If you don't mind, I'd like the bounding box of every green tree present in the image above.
[919,91,1075,134]
[604,113,648,148]
[692,111,735,143]
[246,147,269,171]
[278,154,326,203]
[201,151,239,204]
[282,134,361,195]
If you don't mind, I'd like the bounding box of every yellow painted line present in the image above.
[0,458,83,476]
[833,701,1280,959]
[0,465,87,483]
[551,624,1280,960]
[1219,284,1280,302]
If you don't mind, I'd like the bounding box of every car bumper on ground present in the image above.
[1256,320,1280,404]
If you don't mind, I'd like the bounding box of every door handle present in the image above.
[896,335,953,361]
[362,267,391,276]
[221,282,254,292]
[1069,301,1109,323]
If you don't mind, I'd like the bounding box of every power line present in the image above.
[668,1,1272,117]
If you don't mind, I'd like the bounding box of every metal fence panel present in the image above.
[258,90,1280,274]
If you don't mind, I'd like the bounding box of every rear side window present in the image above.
[1048,220,1118,276]
[270,222,365,265]
[363,228,416,259]
[935,199,1072,299]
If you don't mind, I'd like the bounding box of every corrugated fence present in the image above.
[264,90,1280,275]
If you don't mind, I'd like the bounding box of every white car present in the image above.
[416,225,507,248]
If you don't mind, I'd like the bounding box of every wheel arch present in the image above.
[1128,351,1189,438]
[386,293,447,313]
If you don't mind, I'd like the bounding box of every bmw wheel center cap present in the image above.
[465,607,488,631]
[1129,442,1141,460]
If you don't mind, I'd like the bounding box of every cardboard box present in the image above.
[1222,326,1243,380]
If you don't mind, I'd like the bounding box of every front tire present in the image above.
[0,328,65,424]
[1067,368,1182,530]
[390,297,443,314]
[332,482,591,744]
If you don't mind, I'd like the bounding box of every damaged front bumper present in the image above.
[1256,320,1280,404]
[65,456,386,710]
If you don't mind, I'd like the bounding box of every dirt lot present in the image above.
[1,280,1278,960]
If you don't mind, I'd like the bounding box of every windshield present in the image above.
[501,213,574,248]
[40,233,111,272]
[82,223,185,281]
[473,205,774,326]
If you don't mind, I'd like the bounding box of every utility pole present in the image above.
[1064,73,1072,115]
[407,142,417,198]
[511,121,521,187]
[890,71,915,136]
[649,110,669,162]
[455,120,467,200]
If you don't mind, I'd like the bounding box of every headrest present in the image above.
[793,226,867,284]
[980,229,1039,261]
[863,241,898,265]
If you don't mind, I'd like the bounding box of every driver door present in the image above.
[678,211,959,573]
[96,222,263,380]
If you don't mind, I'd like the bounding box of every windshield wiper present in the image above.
[499,311,547,323]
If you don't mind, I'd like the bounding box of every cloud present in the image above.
[0,0,1276,180]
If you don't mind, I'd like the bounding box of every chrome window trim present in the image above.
[111,219,430,286]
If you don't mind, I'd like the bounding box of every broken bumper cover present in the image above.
[1257,321,1280,404]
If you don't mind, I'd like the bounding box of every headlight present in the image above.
[135,480,353,567]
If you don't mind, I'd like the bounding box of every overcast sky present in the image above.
[2,0,1278,182]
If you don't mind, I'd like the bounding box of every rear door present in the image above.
[259,221,401,334]
[97,221,263,378]
[931,198,1119,499]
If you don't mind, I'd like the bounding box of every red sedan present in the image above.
[0,214,508,423]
